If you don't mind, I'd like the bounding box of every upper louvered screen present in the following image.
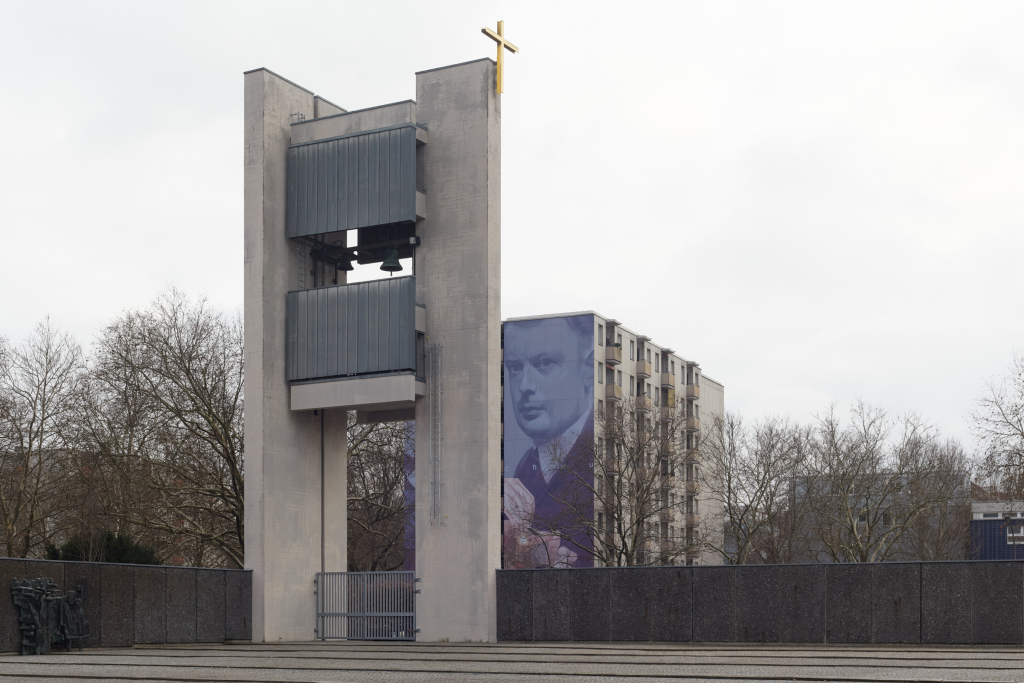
[286,125,417,238]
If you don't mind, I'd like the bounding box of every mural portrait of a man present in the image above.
[503,314,595,568]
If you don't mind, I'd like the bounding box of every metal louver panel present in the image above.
[286,277,416,382]
[287,125,418,238]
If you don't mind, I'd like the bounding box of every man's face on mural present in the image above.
[504,318,592,441]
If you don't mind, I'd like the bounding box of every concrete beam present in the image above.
[291,374,425,412]
[289,101,418,145]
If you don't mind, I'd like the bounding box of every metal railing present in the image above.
[314,571,419,641]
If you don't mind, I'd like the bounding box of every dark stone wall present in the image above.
[608,568,650,641]
[496,561,1024,644]
[496,570,532,642]
[101,564,134,648]
[971,562,1023,644]
[872,563,920,644]
[533,570,570,641]
[0,558,251,652]
[225,569,252,641]
[736,565,779,642]
[134,566,167,644]
[571,569,609,641]
[692,566,735,642]
[826,563,872,643]
[649,567,691,642]
[166,568,197,644]
[196,570,226,644]
[0,560,27,653]
[779,564,824,643]
[921,562,970,644]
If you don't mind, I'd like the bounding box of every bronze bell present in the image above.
[380,248,403,273]
[335,252,354,272]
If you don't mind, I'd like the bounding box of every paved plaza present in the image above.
[1,642,1024,682]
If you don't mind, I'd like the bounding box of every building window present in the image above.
[617,370,622,386]
[671,360,674,375]
[647,349,651,363]
[598,399,604,415]
[630,376,635,395]
[597,363,603,383]
[655,355,659,372]
[616,333,622,346]
[598,325,604,345]
[629,340,634,360]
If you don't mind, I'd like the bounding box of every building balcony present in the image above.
[605,383,623,401]
[661,372,674,387]
[664,387,676,408]
[685,384,700,400]
[660,406,676,422]
[660,473,676,488]
[684,513,700,527]
[603,459,619,474]
[635,396,651,412]
[684,416,700,432]
[660,508,675,522]
[682,449,700,463]
[605,345,622,365]
[684,480,699,495]
[636,359,652,378]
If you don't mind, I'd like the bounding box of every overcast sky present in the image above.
[2,1,1021,447]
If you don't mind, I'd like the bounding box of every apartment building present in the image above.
[501,311,725,568]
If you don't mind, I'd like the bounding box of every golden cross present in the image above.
[481,20,519,94]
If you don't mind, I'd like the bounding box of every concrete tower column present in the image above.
[413,58,502,642]
[243,68,348,642]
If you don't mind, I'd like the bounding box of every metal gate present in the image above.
[314,571,419,640]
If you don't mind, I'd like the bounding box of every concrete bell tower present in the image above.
[243,58,501,642]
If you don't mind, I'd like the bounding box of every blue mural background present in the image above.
[502,314,595,568]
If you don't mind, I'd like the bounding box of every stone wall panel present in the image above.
[166,568,197,644]
[571,570,610,641]
[0,559,27,653]
[779,564,825,643]
[693,566,736,642]
[921,562,970,644]
[736,565,780,642]
[826,564,871,643]
[971,562,1023,645]
[100,564,134,648]
[533,570,571,641]
[872,563,920,644]
[196,570,227,644]
[134,566,167,644]
[650,567,691,642]
[496,571,533,642]
[225,570,252,641]
[609,568,651,642]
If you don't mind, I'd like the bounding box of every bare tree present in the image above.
[800,402,968,563]
[89,290,245,567]
[895,437,973,561]
[972,351,1024,500]
[0,320,83,557]
[346,417,412,571]
[698,412,810,564]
